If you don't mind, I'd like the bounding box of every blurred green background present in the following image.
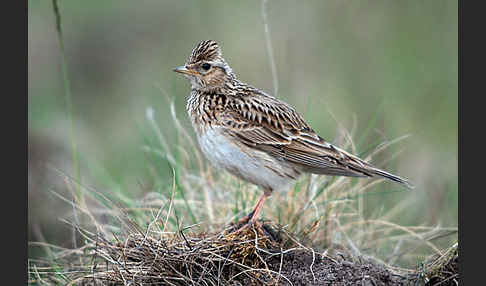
[28,0,457,259]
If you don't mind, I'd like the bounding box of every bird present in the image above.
[173,40,412,227]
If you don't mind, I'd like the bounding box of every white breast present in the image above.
[197,128,298,191]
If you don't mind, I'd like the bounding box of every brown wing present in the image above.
[213,90,413,189]
[216,92,375,178]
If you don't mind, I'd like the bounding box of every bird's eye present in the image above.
[201,63,211,71]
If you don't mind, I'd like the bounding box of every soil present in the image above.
[236,249,408,286]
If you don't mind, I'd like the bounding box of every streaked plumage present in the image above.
[174,40,412,225]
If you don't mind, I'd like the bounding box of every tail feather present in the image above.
[371,168,414,190]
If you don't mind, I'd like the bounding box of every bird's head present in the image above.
[173,40,234,90]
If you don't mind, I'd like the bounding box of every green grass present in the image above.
[51,0,81,202]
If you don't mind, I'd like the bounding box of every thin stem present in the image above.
[51,0,81,202]
[261,0,279,97]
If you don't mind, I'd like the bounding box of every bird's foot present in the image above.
[234,210,254,225]
[230,216,283,243]
[234,218,263,234]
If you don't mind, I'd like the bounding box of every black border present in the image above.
[7,0,28,284]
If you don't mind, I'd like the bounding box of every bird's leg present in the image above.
[235,189,271,231]
[248,191,270,224]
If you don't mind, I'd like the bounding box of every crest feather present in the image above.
[188,40,222,64]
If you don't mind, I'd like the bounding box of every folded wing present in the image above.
[217,91,413,189]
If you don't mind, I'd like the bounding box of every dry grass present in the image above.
[409,242,459,285]
[28,94,457,285]
[28,219,412,285]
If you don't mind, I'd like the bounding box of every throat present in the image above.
[186,91,213,133]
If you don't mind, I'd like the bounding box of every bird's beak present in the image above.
[173,65,199,76]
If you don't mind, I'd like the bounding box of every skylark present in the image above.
[174,40,412,226]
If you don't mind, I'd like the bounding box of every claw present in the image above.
[234,218,263,233]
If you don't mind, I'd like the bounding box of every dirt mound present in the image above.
[50,220,411,286]
[245,248,405,286]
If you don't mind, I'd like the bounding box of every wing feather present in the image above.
[212,89,412,189]
[216,92,371,178]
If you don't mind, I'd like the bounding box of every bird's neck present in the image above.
[186,90,219,135]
